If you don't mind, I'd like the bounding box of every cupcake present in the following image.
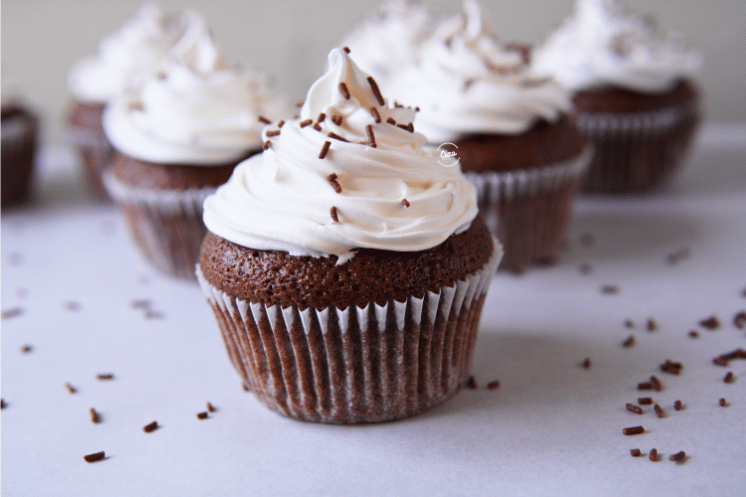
[1,84,39,207]
[389,0,590,272]
[533,0,701,193]
[67,4,188,198]
[341,0,438,89]
[103,12,285,280]
[197,48,502,424]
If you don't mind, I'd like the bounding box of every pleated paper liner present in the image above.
[576,103,700,193]
[104,170,214,280]
[466,148,591,272]
[197,239,502,424]
[69,125,115,199]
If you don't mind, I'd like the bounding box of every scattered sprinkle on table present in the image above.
[96,373,114,380]
[649,448,658,462]
[65,383,77,394]
[669,451,686,462]
[90,408,101,424]
[143,421,159,433]
[465,376,478,389]
[623,426,645,435]
[83,451,105,463]
[674,400,683,411]
[638,397,653,405]
[626,403,643,415]
[487,381,500,390]
[206,402,216,413]
[699,315,720,330]
[630,449,642,457]
[197,412,208,420]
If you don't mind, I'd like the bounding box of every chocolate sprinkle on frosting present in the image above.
[277,120,285,128]
[316,112,326,123]
[299,119,313,128]
[367,76,385,106]
[266,130,280,137]
[326,172,341,192]
[401,198,410,208]
[330,206,339,223]
[338,82,351,100]
[331,114,343,126]
[319,141,332,160]
[386,117,397,125]
[327,131,348,142]
[263,140,271,151]
[313,123,322,132]
[365,124,376,147]
[83,451,105,463]
[343,46,350,53]
[295,101,304,108]
[369,107,381,123]
[257,115,271,124]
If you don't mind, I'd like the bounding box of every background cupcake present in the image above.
[340,0,438,90]
[198,48,501,424]
[1,82,39,207]
[533,0,702,193]
[103,11,285,280]
[389,0,590,272]
[67,3,188,198]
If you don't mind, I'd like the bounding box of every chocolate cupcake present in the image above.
[197,48,502,424]
[103,12,285,279]
[2,90,38,207]
[389,0,590,271]
[67,4,188,198]
[533,0,701,193]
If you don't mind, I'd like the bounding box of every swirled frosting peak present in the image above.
[341,0,438,87]
[103,11,285,165]
[203,48,479,263]
[388,0,571,143]
[67,3,186,103]
[533,0,702,93]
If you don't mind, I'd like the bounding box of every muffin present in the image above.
[389,0,590,271]
[1,86,39,207]
[103,12,285,280]
[533,0,702,193]
[197,48,502,424]
[67,4,188,198]
[341,0,438,89]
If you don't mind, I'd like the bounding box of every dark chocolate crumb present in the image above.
[674,400,683,411]
[624,319,634,328]
[367,76,385,106]
[338,82,351,100]
[601,285,619,295]
[719,398,727,407]
[96,373,114,380]
[319,141,332,160]
[623,426,645,435]
[630,448,642,457]
[83,451,105,463]
[649,448,658,462]
[206,402,216,413]
[330,206,339,223]
[299,119,313,128]
[581,358,591,369]
[724,371,735,384]
[487,381,500,390]
[20,344,32,353]
[646,318,657,331]
[369,106,381,123]
[263,141,271,151]
[626,403,643,415]
[622,335,635,348]
[257,115,271,124]
[733,311,746,329]
[401,198,410,208]
[342,46,350,53]
[669,451,686,462]
[699,315,720,330]
[65,383,77,394]
[654,404,665,418]
[143,421,159,433]
[638,397,653,405]
[650,375,663,391]
[196,412,208,420]
[265,130,280,137]
[688,330,699,338]
[465,376,478,389]
[90,408,101,424]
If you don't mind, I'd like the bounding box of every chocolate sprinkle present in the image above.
[688,330,699,338]
[487,381,500,390]
[313,123,322,132]
[295,101,304,108]
[670,451,686,462]
[630,448,642,457]
[625,319,634,328]
[582,358,591,369]
[1,399,6,409]
[674,400,683,411]
[206,402,216,413]
[319,141,332,160]
[83,451,105,463]
[197,412,208,420]
[650,375,663,391]
[401,198,410,208]
[327,131,348,142]
[654,404,665,418]
[733,311,746,329]
[326,172,341,192]
[386,117,396,125]
[649,448,658,462]
[277,120,285,128]
[330,206,339,223]
[143,421,159,433]
[2,307,23,319]
[724,371,735,384]
[647,318,657,331]
[719,398,727,407]
[65,383,77,394]
[316,112,326,123]
[367,76,385,106]
[369,106,381,123]
[257,115,271,124]
[659,360,682,375]
[20,344,32,353]
[626,403,643,415]
[265,130,280,137]
[601,285,619,295]
[263,141,271,151]
[713,356,729,367]
[699,315,720,330]
[638,382,653,390]
[331,114,343,126]
[338,82,351,100]
[96,373,114,380]
[638,397,653,405]
[365,124,376,147]
[90,408,101,424]
[299,119,313,128]
[622,335,635,348]
[342,46,350,53]
[623,426,645,435]
[465,376,478,389]
[579,263,592,274]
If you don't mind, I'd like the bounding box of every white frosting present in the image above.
[341,0,438,88]
[388,0,571,143]
[67,4,187,103]
[203,48,479,263]
[533,0,702,93]
[103,11,285,165]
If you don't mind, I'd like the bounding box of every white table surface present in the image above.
[2,123,745,496]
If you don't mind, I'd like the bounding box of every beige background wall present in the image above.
[2,0,745,146]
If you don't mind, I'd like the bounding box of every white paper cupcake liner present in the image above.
[574,104,700,192]
[465,149,591,270]
[196,238,502,424]
[104,171,214,279]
